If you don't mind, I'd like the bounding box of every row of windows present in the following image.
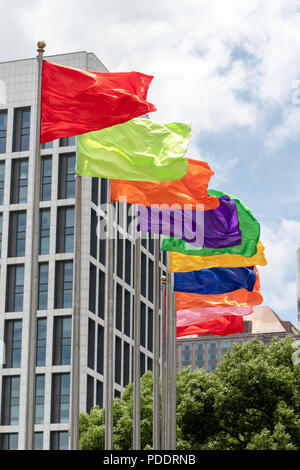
[181,340,245,371]
[0,431,69,450]
[0,153,76,207]
[0,373,70,426]
[0,206,74,258]
[3,316,71,369]
[5,260,73,312]
[0,107,76,155]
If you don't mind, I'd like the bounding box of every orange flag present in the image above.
[110,158,219,210]
[176,267,263,309]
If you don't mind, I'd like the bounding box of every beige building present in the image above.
[176,306,300,372]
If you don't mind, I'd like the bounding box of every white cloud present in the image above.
[259,219,300,324]
[2,0,300,153]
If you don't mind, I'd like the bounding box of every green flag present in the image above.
[76,118,190,181]
[161,189,260,257]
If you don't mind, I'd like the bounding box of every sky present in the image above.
[0,0,300,325]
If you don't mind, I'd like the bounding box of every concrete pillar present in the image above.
[297,248,300,330]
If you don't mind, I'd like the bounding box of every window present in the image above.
[51,373,70,423]
[90,209,97,258]
[148,307,153,353]
[41,156,52,201]
[41,141,53,149]
[55,261,73,308]
[88,319,95,369]
[91,178,98,205]
[56,206,74,253]
[86,376,94,413]
[35,375,45,424]
[13,107,30,152]
[141,253,146,297]
[58,153,75,199]
[0,161,4,204]
[34,432,43,450]
[40,208,50,255]
[125,240,131,284]
[6,265,24,312]
[124,290,131,337]
[117,236,123,279]
[89,263,96,313]
[0,213,2,256]
[96,380,103,408]
[8,211,26,257]
[116,284,122,331]
[4,320,22,368]
[115,337,121,385]
[182,344,192,368]
[208,342,218,371]
[123,342,130,387]
[1,376,20,425]
[36,318,47,367]
[10,158,28,203]
[59,136,76,147]
[100,178,107,204]
[0,433,18,450]
[0,110,7,154]
[195,344,204,369]
[53,316,72,365]
[97,325,104,375]
[221,341,231,360]
[38,263,48,310]
[50,431,69,450]
[98,270,105,319]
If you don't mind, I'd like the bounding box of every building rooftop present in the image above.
[244,306,299,335]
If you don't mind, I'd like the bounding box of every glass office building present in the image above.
[0,51,166,450]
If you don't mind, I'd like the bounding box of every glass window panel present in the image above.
[36,318,47,366]
[0,110,7,154]
[40,209,50,255]
[0,161,4,204]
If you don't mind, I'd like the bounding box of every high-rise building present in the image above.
[177,306,300,372]
[0,51,166,450]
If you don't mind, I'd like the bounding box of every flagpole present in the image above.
[25,40,45,450]
[133,209,141,450]
[165,272,173,448]
[160,274,167,450]
[170,289,177,449]
[70,173,82,449]
[105,179,115,450]
[153,236,160,449]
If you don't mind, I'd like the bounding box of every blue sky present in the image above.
[0,0,299,324]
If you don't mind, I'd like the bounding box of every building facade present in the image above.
[177,306,300,372]
[0,51,166,450]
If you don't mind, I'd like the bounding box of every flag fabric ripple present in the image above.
[41,60,156,143]
[168,241,267,271]
[137,195,241,248]
[174,266,256,295]
[110,158,220,210]
[161,189,260,257]
[76,119,190,181]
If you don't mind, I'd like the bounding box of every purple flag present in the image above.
[137,196,241,248]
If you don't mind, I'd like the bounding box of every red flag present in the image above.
[176,314,244,337]
[41,60,156,143]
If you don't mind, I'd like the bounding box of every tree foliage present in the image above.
[79,336,300,450]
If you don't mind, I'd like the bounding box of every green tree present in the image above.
[79,336,300,450]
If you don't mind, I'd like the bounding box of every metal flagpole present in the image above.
[165,272,173,449]
[160,275,167,450]
[25,40,45,450]
[70,173,82,449]
[153,236,160,449]
[170,290,177,449]
[133,209,141,449]
[105,179,115,450]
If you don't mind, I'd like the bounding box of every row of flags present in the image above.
[41,59,266,339]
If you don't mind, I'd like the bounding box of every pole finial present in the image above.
[37,40,46,52]
[161,275,167,285]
